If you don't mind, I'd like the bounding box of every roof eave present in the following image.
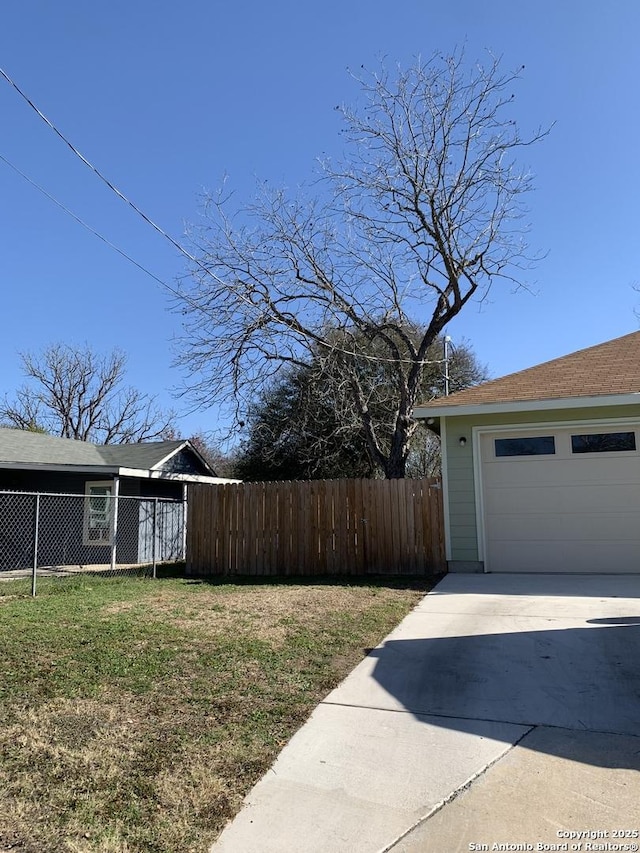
[0,461,237,484]
[413,392,640,419]
[0,462,121,474]
[118,468,238,483]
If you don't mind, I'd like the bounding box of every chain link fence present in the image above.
[0,490,186,595]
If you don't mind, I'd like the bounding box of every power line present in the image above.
[0,150,230,334]
[0,66,447,369]
[0,150,252,338]
[0,65,205,274]
[0,152,171,289]
[0,149,446,367]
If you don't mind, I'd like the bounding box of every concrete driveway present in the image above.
[212,574,640,853]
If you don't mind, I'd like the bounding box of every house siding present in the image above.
[0,469,182,500]
[119,479,183,500]
[0,470,112,494]
[443,404,640,563]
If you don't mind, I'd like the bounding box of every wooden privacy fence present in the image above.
[187,478,445,577]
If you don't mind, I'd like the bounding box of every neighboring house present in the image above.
[0,429,230,570]
[414,331,640,574]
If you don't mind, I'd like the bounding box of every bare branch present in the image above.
[0,344,176,444]
[176,49,548,477]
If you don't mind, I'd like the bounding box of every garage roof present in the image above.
[414,330,640,417]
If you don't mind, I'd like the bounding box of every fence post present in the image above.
[181,484,188,562]
[31,492,40,598]
[152,498,158,579]
[110,476,120,572]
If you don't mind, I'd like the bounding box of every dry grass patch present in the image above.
[103,584,417,648]
[0,574,437,851]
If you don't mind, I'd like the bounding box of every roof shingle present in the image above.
[421,330,640,409]
[0,430,187,469]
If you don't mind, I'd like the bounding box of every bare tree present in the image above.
[177,50,547,477]
[1,344,175,444]
[187,432,238,478]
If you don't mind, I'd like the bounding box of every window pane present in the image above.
[495,436,556,457]
[571,432,636,453]
[89,486,111,497]
[89,487,111,526]
[84,483,113,544]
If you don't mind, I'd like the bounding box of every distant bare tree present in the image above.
[187,432,238,478]
[177,50,547,477]
[1,344,175,444]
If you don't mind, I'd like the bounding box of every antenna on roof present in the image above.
[444,336,452,396]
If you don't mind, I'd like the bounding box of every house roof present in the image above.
[100,441,190,469]
[414,331,640,417]
[0,430,220,480]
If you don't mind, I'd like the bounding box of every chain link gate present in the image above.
[0,491,186,595]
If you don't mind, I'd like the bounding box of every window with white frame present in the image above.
[83,481,113,545]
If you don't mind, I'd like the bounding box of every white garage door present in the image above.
[480,426,640,573]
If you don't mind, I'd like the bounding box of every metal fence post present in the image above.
[31,492,40,598]
[0,488,185,584]
[152,498,158,579]
[110,476,120,572]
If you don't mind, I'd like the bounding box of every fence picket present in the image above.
[186,478,444,578]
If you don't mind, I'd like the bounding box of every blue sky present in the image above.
[2,1,639,441]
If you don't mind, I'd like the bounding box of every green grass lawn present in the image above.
[0,572,437,852]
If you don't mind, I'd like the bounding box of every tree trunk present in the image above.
[383,419,411,478]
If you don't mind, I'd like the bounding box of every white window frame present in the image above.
[83,480,114,546]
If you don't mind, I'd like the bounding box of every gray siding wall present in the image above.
[119,479,183,499]
[443,404,640,562]
[0,469,182,500]
[0,470,111,494]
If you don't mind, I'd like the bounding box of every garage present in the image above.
[478,425,640,573]
[413,330,640,574]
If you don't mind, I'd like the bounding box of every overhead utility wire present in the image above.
[0,153,169,290]
[0,66,445,368]
[0,152,234,348]
[0,66,202,272]
[1,147,446,368]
